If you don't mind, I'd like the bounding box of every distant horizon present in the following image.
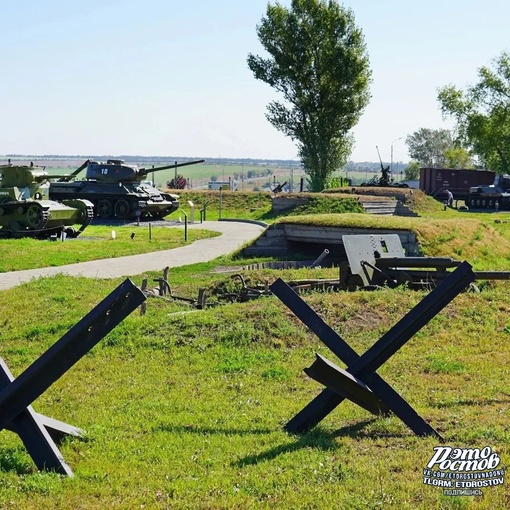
[2,154,408,166]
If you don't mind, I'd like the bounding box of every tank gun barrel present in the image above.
[57,159,92,182]
[139,159,205,176]
[35,174,79,183]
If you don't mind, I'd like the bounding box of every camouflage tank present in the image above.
[0,161,94,238]
[49,158,205,220]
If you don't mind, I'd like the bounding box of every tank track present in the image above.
[0,202,94,239]
[0,203,50,238]
[75,203,95,237]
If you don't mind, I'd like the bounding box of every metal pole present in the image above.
[180,209,188,241]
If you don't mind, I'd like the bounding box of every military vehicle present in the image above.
[360,146,408,188]
[49,158,205,220]
[466,173,510,210]
[0,161,94,238]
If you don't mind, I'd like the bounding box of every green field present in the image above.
[39,160,376,190]
[0,191,509,509]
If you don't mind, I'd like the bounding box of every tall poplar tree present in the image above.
[247,0,371,191]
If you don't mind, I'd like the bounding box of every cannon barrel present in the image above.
[375,257,461,269]
[33,173,74,183]
[474,271,510,280]
[272,181,287,193]
[139,159,205,175]
[58,159,92,182]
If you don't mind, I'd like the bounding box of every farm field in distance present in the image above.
[1,155,387,190]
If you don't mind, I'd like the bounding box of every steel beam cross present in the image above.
[270,261,475,438]
[0,279,146,476]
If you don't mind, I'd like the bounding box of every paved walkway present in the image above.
[0,221,267,291]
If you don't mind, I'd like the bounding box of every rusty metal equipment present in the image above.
[139,265,339,312]
[270,262,476,438]
[0,279,145,476]
[217,274,272,302]
[140,267,208,311]
[341,234,510,290]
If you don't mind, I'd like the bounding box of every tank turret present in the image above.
[84,159,205,184]
[49,159,205,220]
[0,161,94,238]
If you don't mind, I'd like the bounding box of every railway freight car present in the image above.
[419,168,495,203]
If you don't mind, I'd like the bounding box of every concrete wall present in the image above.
[243,223,419,258]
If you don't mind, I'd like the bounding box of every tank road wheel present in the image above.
[97,199,113,219]
[26,204,48,230]
[114,199,130,219]
[488,199,494,209]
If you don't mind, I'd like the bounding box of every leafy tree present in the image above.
[437,51,510,173]
[324,175,350,189]
[404,161,420,180]
[247,0,371,191]
[405,128,453,167]
[443,146,474,169]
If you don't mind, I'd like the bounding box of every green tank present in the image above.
[0,161,94,238]
[49,158,205,220]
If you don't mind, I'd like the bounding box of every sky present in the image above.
[1,0,509,163]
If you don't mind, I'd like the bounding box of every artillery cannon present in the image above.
[49,159,205,220]
[340,233,510,290]
[360,146,408,188]
[272,181,288,193]
[0,161,94,238]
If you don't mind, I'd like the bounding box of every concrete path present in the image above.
[0,221,267,291]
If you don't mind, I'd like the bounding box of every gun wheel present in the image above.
[97,199,113,219]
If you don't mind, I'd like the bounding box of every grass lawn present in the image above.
[0,225,219,272]
[0,190,509,509]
